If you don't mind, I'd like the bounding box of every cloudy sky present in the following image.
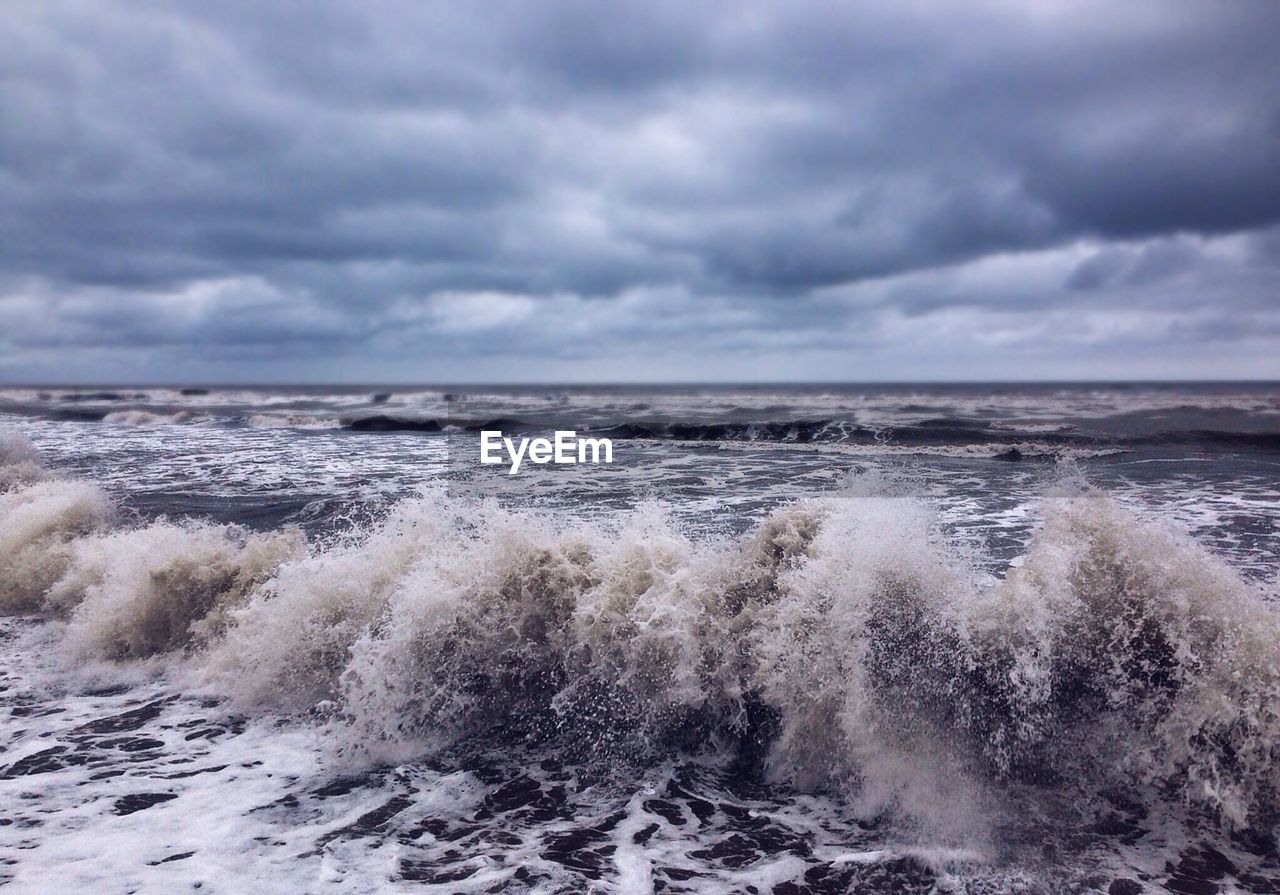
[2,0,1278,383]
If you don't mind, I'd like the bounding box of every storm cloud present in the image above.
[2,0,1278,381]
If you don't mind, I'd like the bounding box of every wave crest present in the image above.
[55,521,304,660]
[1,478,114,612]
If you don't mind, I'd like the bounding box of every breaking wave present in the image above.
[2,430,1279,837]
[102,409,201,426]
[246,413,341,429]
[1,434,114,612]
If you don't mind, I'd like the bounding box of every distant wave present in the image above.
[346,415,442,432]
[57,391,150,402]
[333,414,1279,453]
[245,413,341,430]
[103,409,201,426]
[3,429,1278,835]
[3,386,1276,454]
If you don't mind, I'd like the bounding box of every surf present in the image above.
[3,428,1278,843]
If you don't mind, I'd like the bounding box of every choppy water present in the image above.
[2,384,1278,893]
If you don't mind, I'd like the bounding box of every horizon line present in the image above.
[3,378,1279,389]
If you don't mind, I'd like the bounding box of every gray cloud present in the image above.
[1,0,1278,381]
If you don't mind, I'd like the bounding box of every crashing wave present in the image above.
[0,430,49,491]
[52,521,304,660]
[1,433,1277,835]
[1,435,114,612]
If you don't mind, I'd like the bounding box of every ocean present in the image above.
[1,383,1278,893]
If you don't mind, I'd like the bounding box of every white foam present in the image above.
[0,478,114,613]
[103,410,200,426]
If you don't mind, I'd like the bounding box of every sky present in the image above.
[1,0,1278,383]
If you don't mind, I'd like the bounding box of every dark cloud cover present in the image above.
[1,0,1278,381]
